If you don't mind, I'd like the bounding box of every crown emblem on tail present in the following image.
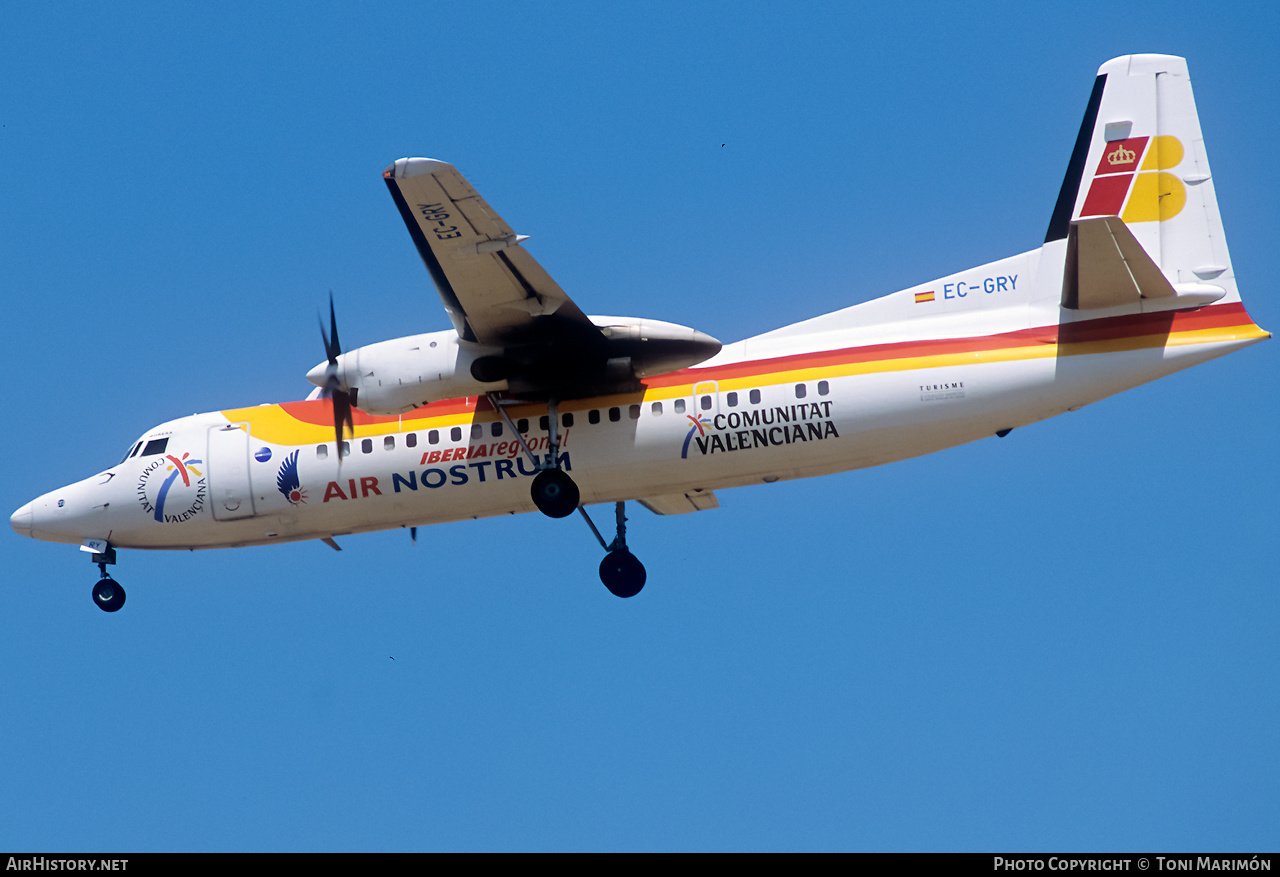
[1107,143,1136,166]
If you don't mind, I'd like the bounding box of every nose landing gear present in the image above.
[90,545,125,612]
[92,577,126,612]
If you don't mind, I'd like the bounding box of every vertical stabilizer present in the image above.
[1046,55,1237,305]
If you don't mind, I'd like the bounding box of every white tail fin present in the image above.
[1046,54,1238,306]
[750,55,1265,349]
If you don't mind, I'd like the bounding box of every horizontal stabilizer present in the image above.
[639,489,720,515]
[1062,216,1223,312]
[1063,216,1173,309]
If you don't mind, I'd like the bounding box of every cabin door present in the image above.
[207,424,258,521]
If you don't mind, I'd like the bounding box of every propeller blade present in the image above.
[317,293,354,450]
[326,293,341,362]
[331,386,354,449]
[319,296,342,364]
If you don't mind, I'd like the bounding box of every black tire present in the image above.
[530,469,579,518]
[92,577,126,613]
[599,550,646,598]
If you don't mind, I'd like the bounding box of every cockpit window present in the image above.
[141,438,169,456]
[119,441,144,465]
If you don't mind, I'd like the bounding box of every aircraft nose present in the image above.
[10,501,33,538]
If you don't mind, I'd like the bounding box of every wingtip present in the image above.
[383,157,453,179]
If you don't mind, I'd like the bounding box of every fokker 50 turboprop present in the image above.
[10,55,1269,611]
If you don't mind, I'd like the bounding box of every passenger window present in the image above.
[651,402,663,415]
[406,433,417,448]
[674,399,686,414]
[141,438,169,456]
[562,413,574,428]
[316,445,328,459]
[428,430,439,445]
[362,439,373,454]
[818,380,829,396]
[471,424,483,440]
[491,422,503,437]
[795,384,807,399]
[383,436,395,451]
[450,427,462,442]
[517,418,529,433]
[726,392,738,407]
[629,404,640,419]
[750,389,761,404]
[588,410,600,425]
[340,441,351,458]
[539,415,549,431]
[700,396,712,411]
[608,407,621,422]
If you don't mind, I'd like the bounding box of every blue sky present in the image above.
[3,1,1278,852]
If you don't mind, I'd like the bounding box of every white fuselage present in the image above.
[12,260,1265,552]
[12,53,1269,587]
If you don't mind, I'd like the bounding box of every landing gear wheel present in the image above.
[531,469,580,518]
[92,577,126,613]
[599,550,646,598]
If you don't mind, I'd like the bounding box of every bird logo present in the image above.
[276,450,307,505]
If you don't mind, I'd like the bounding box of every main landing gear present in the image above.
[490,396,581,518]
[530,468,579,518]
[581,502,647,598]
[530,399,579,517]
[90,545,125,612]
[488,395,645,597]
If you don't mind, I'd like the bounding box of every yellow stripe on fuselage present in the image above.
[222,317,1266,447]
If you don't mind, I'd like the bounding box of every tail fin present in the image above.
[1046,55,1238,308]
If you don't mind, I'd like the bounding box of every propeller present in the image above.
[318,293,356,451]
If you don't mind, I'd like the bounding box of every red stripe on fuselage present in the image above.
[269,302,1258,423]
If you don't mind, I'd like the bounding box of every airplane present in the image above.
[10,54,1269,611]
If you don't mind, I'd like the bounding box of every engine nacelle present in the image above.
[309,330,506,415]
[306,317,721,414]
[587,315,722,377]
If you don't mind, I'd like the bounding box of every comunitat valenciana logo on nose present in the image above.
[1081,134,1187,222]
[136,452,207,523]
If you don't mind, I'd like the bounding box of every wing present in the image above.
[383,158,598,347]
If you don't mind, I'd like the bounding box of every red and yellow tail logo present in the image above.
[1080,135,1186,223]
